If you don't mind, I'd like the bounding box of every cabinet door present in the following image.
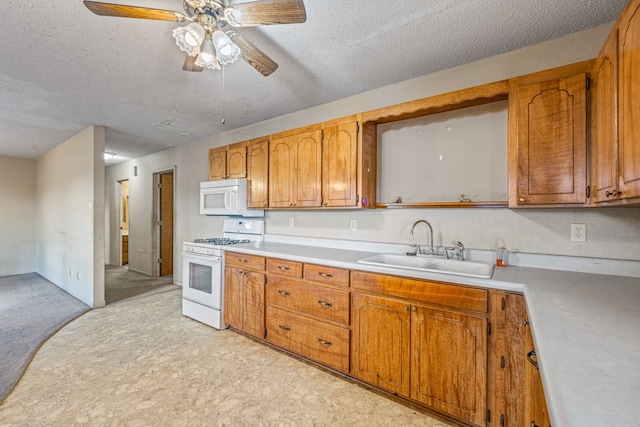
[294,129,323,207]
[525,320,551,427]
[322,121,358,207]
[512,73,587,205]
[243,271,266,339]
[619,1,640,200]
[411,306,487,427]
[351,293,410,397]
[226,143,247,179]
[591,29,620,203]
[224,266,243,330]
[269,135,296,207]
[247,138,269,208]
[208,147,227,181]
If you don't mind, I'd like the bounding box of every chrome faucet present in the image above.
[410,220,434,255]
[456,241,465,261]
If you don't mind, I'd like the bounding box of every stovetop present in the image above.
[192,238,251,245]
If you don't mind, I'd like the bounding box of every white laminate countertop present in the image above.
[223,240,640,427]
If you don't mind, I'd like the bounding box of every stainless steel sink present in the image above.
[357,253,495,279]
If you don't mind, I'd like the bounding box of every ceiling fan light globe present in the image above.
[195,38,221,70]
[212,30,241,65]
[173,23,205,56]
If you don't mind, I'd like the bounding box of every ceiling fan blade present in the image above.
[183,54,203,72]
[83,1,188,22]
[227,31,278,76]
[224,0,306,27]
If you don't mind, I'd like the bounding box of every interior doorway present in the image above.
[119,179,129,266]
[153,170,174,277]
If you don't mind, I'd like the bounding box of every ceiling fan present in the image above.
[83,0,307,76]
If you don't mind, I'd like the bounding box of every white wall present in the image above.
[36,126,105,307]
[0,156,36,276]
[105,23,640,284]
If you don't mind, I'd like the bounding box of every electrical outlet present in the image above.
[69,269,73,277]
[571,223,586,242]
[288,218,295,228]
[350,219,357,231]
[76,271,81,280]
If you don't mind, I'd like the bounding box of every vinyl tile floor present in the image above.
[0,289,459,427]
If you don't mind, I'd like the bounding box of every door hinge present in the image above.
[487,322,492,335]
[586,76,591,89]
[158,220,162,227]
[586,185,591,199]
[157,258,162,264]
[157,182,162,189]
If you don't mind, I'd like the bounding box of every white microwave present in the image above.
[200,179,264,217]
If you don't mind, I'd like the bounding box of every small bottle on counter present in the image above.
[496,244,509,267]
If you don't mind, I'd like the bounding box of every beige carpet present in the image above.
[0,289,458,426]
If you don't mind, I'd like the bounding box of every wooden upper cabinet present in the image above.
[618,0,640,201]
[591,29,620,204]
[508,62,592,207]
[208,142,247,181]
[226,142,248,179]
[247,137,269,208]
[269,126,322,208]
[322,119,359,207]
[208,146,227,181]
[411,306,487,427]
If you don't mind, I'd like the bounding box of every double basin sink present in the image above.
[357,253,495,279]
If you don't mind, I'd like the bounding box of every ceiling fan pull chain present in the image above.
[221,64,226,125]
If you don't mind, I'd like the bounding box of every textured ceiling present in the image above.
[0,0,628,164]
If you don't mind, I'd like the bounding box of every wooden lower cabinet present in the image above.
[351,293,411,397]
[351,292,487,426]
[224,266,266,339]
[411,305,487,427]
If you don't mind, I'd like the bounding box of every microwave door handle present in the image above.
[224,189,230,211]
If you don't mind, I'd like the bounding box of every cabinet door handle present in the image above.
[527,349,539,370]
[318,272,333,278]
[317,300,333,308]
[278,266,290,271]
[403,306,409,311]
[519,197,526,203]
[278,325,291,331]
[238,259,249,263]
[317,338,333,346]
[278,290,291,296]
[606,190,620,197]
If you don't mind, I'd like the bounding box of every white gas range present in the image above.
[182,219,264,329]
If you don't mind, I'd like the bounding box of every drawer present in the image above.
[267,277,350,325]
[267,258,303,278]
[304,264,350,288]
[225,252,266,270]
[351,271,488,313]
[266,306,350,373]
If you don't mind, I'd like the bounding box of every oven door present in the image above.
[182,253,222,309]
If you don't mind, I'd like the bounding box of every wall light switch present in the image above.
[288,218,295,228]
[350,219,357,231]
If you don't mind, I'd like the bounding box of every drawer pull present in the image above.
[318,272,334,278]
[527,349,539,370]
[278,290,291,296]
[278,325,291,331]
[317,300,333,308]
[238,259,249,263]
[317,338,333,346]
[278,266,291,271]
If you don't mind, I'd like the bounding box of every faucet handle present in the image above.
[455,241,465,261]
[407,244,420,256]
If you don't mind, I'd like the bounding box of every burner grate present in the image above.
[193,238,251,245]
